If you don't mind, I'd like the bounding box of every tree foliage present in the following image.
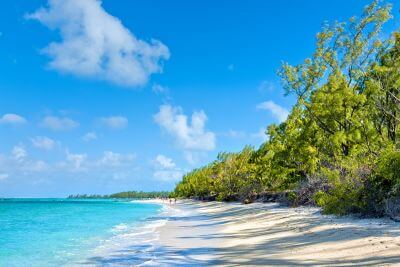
[68,191,170,199]
[173,1,400,217]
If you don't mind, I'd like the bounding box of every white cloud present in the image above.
[153,170,183,182]
[27,0,169,87]
[183,151,208,165]
[152,83,169,94]
[1,145,48,173]
[12,145,27,162]
[82,132,97,142]
[31,136,56,150]
[54,150,135,174]
[66,150,87,170]
[154,105,216,151]
[154,154,175,169]
[257,101,289,122]
[41,116,79,131]
[0,146,141,185]
[152,154,183,182]
[100,116,128,129]
[0,114,27,125]
[28,161,48,172]
[98,151,135,167]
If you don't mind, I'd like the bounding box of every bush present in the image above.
[376,148,400,194]
[292,173,331,206]
[314,183,365,216]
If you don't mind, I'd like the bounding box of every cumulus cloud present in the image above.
[0,114,27,125]
[184,151,209,166]
[55,149,135,171]
[257,101,289,122]
[152,83,169,94]
[31,136,56,150]
[28,161,48,172]
[66,150,87,170]
[41,116,79,131]
[12,145,27,162]
[98,151,135,167]
[154,154,175,169]
[82,132,98,142]
[152,154,183,182]
[100,116,128,129]
[154,105,216,151]
[27,0,170,87]
[1,145,48,173]
[0,146,139,186]
[153,170,183,182]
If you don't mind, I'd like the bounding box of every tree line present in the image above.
[68,191,170,199]
[172,1,400,218]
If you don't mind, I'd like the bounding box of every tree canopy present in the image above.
[68,191,170,199]
[172,1,400,218]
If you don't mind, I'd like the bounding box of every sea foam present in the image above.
[83,201,180,266]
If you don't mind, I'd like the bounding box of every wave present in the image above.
[81,202,179,266]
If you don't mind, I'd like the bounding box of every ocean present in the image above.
[0,198,166,266]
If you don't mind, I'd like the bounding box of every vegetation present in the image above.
[172,1,400,218]
[109,191,170,198]
[68,191,170,199]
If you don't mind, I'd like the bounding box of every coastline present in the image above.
[145,199,400,266]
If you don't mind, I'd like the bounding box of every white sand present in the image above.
[153,200,400,266]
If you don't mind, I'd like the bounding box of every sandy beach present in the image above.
[151,200,400,266]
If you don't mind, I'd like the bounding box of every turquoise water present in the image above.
[0,199,163,266]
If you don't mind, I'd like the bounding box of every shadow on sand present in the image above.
[86,202,400,266]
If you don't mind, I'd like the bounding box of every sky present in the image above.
[0,0,398,197]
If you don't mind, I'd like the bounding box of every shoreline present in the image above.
[142,199,400,266]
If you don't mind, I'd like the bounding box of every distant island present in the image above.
[68,191,170,199]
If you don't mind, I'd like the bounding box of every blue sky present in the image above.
[0,0,398,197]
